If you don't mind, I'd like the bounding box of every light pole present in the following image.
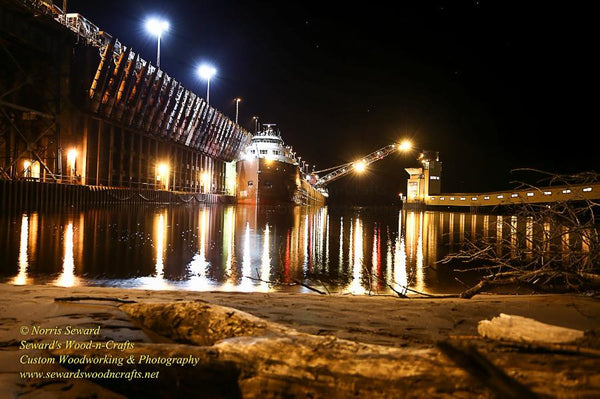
[145,18,169,68]
[253,116,259,133]
[197,64,217,105]
[234,98,241,124]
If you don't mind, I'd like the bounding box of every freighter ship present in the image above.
[236,125,327,205]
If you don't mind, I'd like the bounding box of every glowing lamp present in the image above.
[67,149,77,164]
[354,160,366,173]
[397,140,412,152]
[197,64,217,105]
[197,64,217,81]
[156,163,169,181]
[145,18,169,37]
[145,17,169,68]
[201,171,211,186]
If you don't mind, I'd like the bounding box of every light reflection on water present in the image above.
[13,214,29,286]
[4,205,587,295]
[55,221,76,287]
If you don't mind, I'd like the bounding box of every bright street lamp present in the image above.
[252,116,259,133]
[234,98,242,124]
[354,160,366,173]
[156,162,170,190]
[67,148,77,179]
[397,139,413,152]
[197,64,217,105]
[145,18,169,68]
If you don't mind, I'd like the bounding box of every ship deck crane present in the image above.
[313,143,403,188]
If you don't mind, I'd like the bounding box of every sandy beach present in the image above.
[1,283,599,398]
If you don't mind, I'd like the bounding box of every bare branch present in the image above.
[442,170,600,298]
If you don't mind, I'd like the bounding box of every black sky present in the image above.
[66,0,595,201]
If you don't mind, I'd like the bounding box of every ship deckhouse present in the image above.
[241,125,297,165]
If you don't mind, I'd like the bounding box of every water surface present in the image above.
[0,205,504,294]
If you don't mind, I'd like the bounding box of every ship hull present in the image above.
[236,158,326,205]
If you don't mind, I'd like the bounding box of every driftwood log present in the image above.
[50,301,477,398]
[478,313,585,344]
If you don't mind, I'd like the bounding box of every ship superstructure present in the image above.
[243,125,297,165]
[236,125,327,205]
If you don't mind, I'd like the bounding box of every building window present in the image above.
[273,150,280,155]
[250,150,255,154]
[511,193,518,198]
[439,197,445,201]
[583,187,592,192]
[562,189,571,194]
[526,192,534,197]
[450,197,455,201]
[471,197,477,201]
[259,150,268,154]
[429,176,440,180]
[247,181,253,186]
[543,191,552,196]
[497,195,504,199]
[484,196,490,200]
[460,197,466,201]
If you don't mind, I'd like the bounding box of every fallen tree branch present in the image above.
[54,296,137,304]
[437,340,538,398]
[243,276,330,295]
[292,279,328,295]
[459,271,600,299]
[449,333,600,357]
[243,275,296,286]
[503,341,600,357]
[373,275,407,298]
[440,171,600,298]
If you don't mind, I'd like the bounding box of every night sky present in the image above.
[66,1,595,203]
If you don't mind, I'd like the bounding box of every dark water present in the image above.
[0,205,501,295]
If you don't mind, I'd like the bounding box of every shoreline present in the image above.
[1,283,599,397]
[3,283,599,345]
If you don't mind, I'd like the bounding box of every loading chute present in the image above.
[312,142,409,188]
